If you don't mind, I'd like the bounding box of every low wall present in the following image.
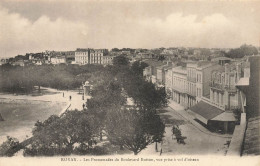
[226,113,247,156]
[59,103,71,116]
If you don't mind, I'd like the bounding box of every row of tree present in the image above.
[0,64,105,93]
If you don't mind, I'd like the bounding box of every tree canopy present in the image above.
[106,107,165,155]
[112,55,130,66]
[23,110,99,156]
[225,44,258,59]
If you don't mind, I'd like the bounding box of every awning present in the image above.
[190,101,224,124]
[211,112,236,121]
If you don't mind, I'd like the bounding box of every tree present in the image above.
[112,55,130,66]
[131,61,148,76]
[0,136,23,157]
[106,107,165,155]
[24,111,99,156]
[86,80,126,141]
[112,48,120,52]
[122,77,168,111]
[225,44,258,59]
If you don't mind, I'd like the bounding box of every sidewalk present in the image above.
[168,100,232,138]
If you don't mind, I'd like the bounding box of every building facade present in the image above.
[172,66,188,107]
[75,48,110,65]
[186,63,197,107]
[210,63,242,111]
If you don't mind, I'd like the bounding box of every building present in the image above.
[156,65,166,85]
[0,58,9,65]
[209,62,243,111]
[50,56,66,64]
[12,60,28,66]
[239,56,260,155]
[75,48,109,65]
[102,56,114,65]
[75,48,90,65]
[172,66,188,107]
[89,49,106,64]
[186,63,197,107]
[189,60,249,133]
[186,61,220,107]
[165,65,173,97]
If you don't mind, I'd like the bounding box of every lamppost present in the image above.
[82,82,84,100]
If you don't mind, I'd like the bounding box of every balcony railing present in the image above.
[210,82,237,92]
[210,82,225,90]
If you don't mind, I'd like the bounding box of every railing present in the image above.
[210,82,225,90]
[210,82,237,92]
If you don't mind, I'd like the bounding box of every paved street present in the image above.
[140,102,231,156]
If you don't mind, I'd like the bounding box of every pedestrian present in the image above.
[69,96,72,101]
[82,103,85,109]
[63,92,64,97]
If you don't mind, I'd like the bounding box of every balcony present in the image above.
[210,82,237,92]
[210,82,225,91]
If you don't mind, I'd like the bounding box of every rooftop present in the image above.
[190,101,224,121]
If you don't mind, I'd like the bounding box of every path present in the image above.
[168,100,232,138]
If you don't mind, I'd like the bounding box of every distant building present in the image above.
[12,60,27,66]
[103,56,114,65]
[50,56,66,64]
[75,48,90,65]
[0,58,9,65]
[75,48,110,65]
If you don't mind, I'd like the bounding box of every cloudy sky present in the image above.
[0,0,260,57]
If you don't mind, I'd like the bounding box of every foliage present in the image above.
[23,110,99,156]
[121,75,168,110]
[106,107,165,155]
[225,44,258,59]
[158,55,165,61]
[0,64,105,93]
[131,61,148,76]
[86,80,126,140]
[112,55,130,66]
[0,136,23,157]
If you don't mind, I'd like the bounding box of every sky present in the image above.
[0,0,260,58]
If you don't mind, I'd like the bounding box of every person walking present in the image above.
[82,103,85,109]
[69,96,72,101]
